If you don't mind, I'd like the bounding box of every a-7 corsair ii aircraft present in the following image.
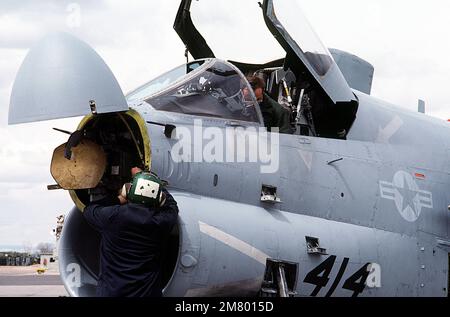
[8,0,450,297]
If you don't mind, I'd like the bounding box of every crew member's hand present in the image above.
[131,167,142,176]
[117,183,131,205]
[118,195,127,205]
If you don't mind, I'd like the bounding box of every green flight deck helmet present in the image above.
[126,172,165,208]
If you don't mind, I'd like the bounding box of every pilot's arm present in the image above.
[153,188,179,232]
[83,195,121,232]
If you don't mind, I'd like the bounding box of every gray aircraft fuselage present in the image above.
[58,85,449,297]
[131,88,449,297]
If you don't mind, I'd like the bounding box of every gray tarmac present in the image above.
[0,265,68,297]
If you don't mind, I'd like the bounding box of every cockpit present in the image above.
[128,59,262,125]
[127,0,360,139]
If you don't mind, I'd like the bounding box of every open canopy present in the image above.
[174,0,356,104]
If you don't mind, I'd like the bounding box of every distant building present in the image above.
[0,252,36,266]
[40,253,56,268]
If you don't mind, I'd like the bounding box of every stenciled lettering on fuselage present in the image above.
[379,170,433,222]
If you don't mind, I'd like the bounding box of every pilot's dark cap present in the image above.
[247,76,265,90]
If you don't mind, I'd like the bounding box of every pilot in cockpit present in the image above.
[246,76,294,134]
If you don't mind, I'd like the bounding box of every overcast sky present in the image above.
[1,0,450,250]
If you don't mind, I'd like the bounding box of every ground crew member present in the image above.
[83,167,179,297]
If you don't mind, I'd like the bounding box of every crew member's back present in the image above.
[83,185,178,297]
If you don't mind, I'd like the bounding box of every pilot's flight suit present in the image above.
[259,93,294,134]
[83,188,179,297]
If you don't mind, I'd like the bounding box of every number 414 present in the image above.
[303,256,381,297]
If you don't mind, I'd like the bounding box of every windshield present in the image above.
[126,61,205,102]
[144,59,261,123]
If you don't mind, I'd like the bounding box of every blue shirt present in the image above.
[83,188,178,297]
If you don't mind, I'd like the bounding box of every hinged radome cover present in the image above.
[9,32,128,125]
